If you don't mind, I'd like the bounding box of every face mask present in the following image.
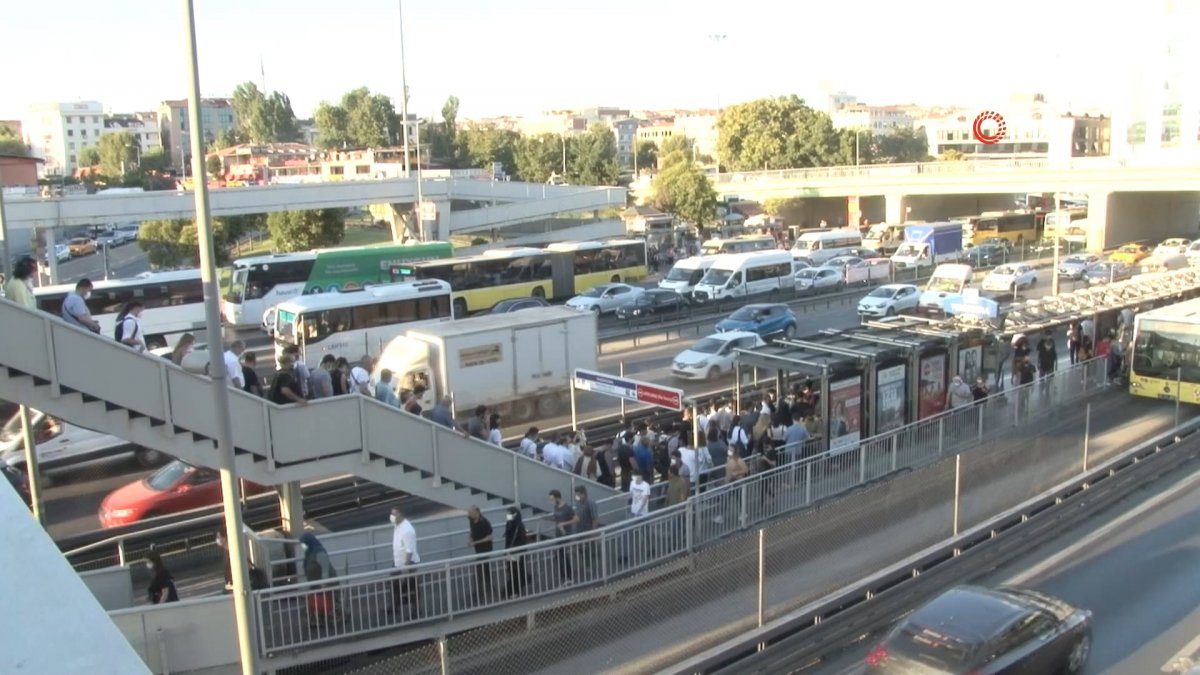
[575,495,583,501]
[144,562,154,571]
[83,292,92,300]
[506,514,515,521]
[389,514,399,525]
[301,542,309,552]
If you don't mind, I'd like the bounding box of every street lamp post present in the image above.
[708,33,727,172]
[560,132,567,177]
[1052,192,1063,296]
[179,2,257,673]
[397,0,412,177]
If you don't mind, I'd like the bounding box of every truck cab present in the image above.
[918,263,974,317]
[891,222,964,271]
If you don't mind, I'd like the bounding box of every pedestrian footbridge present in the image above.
[0,300,620,517]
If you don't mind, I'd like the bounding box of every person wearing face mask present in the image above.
[3,256,36,309]
[390,508,419,614]
[548,489,575,583]
[629,471,651,517]
[145,549,179,604]
[60,278,101,333]
[502,507,529,597]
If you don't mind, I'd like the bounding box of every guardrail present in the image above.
[246,356,1109,661]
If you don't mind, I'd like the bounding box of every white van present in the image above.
[659,256,716,295]
[701,235,776,256]
[792,230,863,265]
[692,251,795,303]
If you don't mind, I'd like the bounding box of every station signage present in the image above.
[572,368,684,412]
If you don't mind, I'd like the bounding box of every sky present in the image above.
[1,0,1154,122]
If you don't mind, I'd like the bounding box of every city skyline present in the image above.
[2,0,1152,122]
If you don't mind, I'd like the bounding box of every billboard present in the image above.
[875,364,907,434]
[958,346,982,385]
[918,353,947,420]
[829,376,863,453]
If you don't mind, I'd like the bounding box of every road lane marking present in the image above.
[1006,466,1200,587]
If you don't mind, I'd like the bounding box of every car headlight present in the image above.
[632,309,641,316]
[694,360,709,368]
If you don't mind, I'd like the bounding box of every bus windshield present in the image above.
[665,266,699,282]
[1133,319,1200,382]
[276,309,297,344]
[226,267,248,303]
[701,268,734,286]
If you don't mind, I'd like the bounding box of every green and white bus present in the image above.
[222,241,453,329]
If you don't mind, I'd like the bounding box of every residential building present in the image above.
[825,92,858,115]
[157,98,238,170]
[633,111,719,167]
[830,104,914,136]
[921,107,1110,159]
[613,118,641,170]
[104,112,161,156]
[206,142,316,183]
[22,101,105,176]
[0,154,43,187]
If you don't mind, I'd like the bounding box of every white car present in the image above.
[794,267,844,294]
[857,284,920,318]
[981,263,1038,293]
[1155,238,1191,257]
[671,331,766,381]
[825,256,892,286]
[45,243,70,264]
[565,283,644,314]
[0,410,166,475]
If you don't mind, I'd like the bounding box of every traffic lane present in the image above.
[42,242,150,285]
[41,457,155,540]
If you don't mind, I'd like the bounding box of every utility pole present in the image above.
[708,34,727,172]
[398,0,412,177]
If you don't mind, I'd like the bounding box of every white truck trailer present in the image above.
[374,306,598,422]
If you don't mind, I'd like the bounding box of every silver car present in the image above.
[1058,254,1100,279]
[794,267,844,294]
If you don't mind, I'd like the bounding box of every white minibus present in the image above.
[659,256,716,295]
[792,230,863,265]
[700,235,776,256]
[692,251,795,302]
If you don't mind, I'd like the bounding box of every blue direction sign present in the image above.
[573,368,684,411]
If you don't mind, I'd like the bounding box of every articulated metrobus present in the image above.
[394,239,648,316]
[273,280,453,368]
[35,270,206,349]
[222,242,454,329]
[1129,297,1200,404]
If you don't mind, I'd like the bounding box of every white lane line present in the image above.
[1162,630,1200,672]
[1005,465,1200,587]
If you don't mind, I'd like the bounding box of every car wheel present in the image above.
[782,324,795,338]
[707,366,721,380]
[531,286,546,298]
[1066,632,1090,674]
[835,281,845,292]
[591,305,601,314]
[885,307,896,316]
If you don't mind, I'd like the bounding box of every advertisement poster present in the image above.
[957,346,982,385]
[875,364,907,434]
[829,376,863,454]
[918,354,947,420]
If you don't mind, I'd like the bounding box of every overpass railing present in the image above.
[712,156,1136,185]
[249,356,1109,660]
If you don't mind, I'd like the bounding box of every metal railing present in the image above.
[711,156,1137,185]
[249,356,1109,656]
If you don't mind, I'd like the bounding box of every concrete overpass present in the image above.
[4,176,626,249]
[712,156,1200,249]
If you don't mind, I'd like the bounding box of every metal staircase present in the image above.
[0,300,621,513]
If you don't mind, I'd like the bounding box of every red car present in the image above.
[99,460,269,528]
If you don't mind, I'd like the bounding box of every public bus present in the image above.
[1042,209,1090,244]
[1129,297,1200,405]
[222,241,454,329]
[35,270,206,349]
[273,280,453,368]
[394,239,648,317]
[967,211,1038,247]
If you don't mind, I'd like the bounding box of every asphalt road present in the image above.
[39,241,152,285]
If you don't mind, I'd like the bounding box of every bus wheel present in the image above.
[537,394,561,418]
[147,336,168,350]
[511,398,536,422]
[453,299,468,319]
[531,286,546,298]
[610,274,620,283]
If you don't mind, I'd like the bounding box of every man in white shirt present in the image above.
[519,427,540,459]
[677,446,698,485]
[351,356,375,396]
[390,507,419,612]
[542,436,568,470]
[629,473,651,517]
[223,341,245,389]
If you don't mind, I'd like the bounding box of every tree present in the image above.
[660,134,695,161]
[0,127,27,156]
[98,131,138,177]
[460,126,519,176]
[938,149,966,161]
[872,127,930,164]
[78,147,101,168]
[836,128,877,166]
[716,95,845,171]
[634,140,657,172]
[763,197,808,227]
[232,81,299,144]
[140,147,170,172]
[313,87,397,148]
[514,133,564,183]
[266,209,348,252]
[137,215,256,268]
[565,123,619,186]
[206,155,224,180]
[651,156,718,227]
[208,127,243,152]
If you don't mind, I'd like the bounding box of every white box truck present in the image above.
[374,307,598,422]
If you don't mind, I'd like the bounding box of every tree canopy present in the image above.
[650,151,717,227]
[634,140,657,172]
[137,214,262,268]
[459,126,519,177]
[717,95,849,171]
[266,209,348,252]
[565,124,620,186]
[231,81,299,144]
[0,127,28,156]
[97,131,138,177]
[78,147,101,168]
[313,87,397,148]
[514,133,564,183]
[872,127,930,163]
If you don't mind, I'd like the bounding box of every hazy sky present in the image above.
[2,0,1151,121]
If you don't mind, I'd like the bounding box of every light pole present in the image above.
[179,2,257,673]
[560,132,567,177]
[397,0,412,177]
[708,33,727,172]
[1052,192,1063,296]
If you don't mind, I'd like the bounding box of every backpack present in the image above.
[114,315,136,343]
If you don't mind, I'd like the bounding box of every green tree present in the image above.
[78,147,101,168]
[232,82,299,144]
[208,127,243,152]
[460,127,519,175]
[98,131,138,176]
[206,155,224,180]
[651,155,718,227]
[313,87,397,149]
[634,140,657,172]
[266,209,348,252]
[0,127,28,156]
[938,149,966,161]
[717,95,845,171]
[763,197,808,227]
[137,216,254,267]
[565,123,619,186]
[836,128,877,166]
[872,127,930,164]
[660,134,695,162]
[514,133,564,183]
[140,147,170,172]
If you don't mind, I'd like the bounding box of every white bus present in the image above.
[692,251,795,302]
[700,235,776,256]
[273,280,454,368]
[35,270,206,349]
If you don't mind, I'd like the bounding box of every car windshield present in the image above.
[580,286,604,298]
[146,460,190,491]
[929,278,962,293]
[701,268,734,285]
[825,258,848,268]
[690,337,727,354]
[795,269,818,279]
[895,243,922,257]
[665,266,698,282]
[70,238,88,245]
[728,307,760,321]
[1120,246,1139,253]
[888,625,974,669]
[1064,256,1089,264]
[868,287,897,298]
[992,265,1016,275]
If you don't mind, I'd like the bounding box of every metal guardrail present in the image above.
[710,156,1143,185]
[248,356,1108,658]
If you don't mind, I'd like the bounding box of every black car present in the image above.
[614,288,689,320]
[965,244,1009,267]
[489,297,552,314]
[866,585,1091,674]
